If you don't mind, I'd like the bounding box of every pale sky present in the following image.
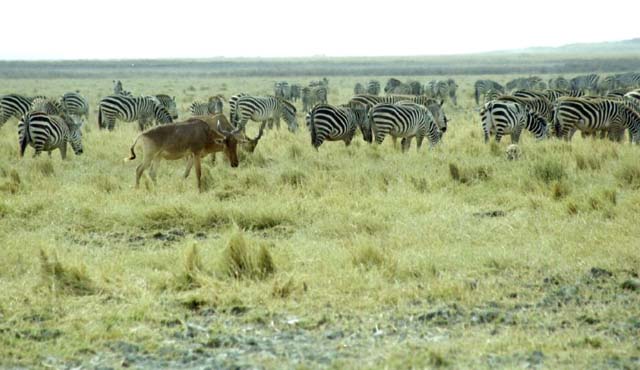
[2,0,638,60]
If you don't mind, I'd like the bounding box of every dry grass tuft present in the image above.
[220,228,276,280]
[39,249,95,295]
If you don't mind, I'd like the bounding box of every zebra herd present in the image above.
[478,75,640,144]
[3,73,640,162]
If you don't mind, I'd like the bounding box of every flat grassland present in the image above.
[0,74,639,369]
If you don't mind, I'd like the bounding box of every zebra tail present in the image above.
[19,114,30,157]
[474,87,480,105]
[124,134,142,162]
[98,106,103,129]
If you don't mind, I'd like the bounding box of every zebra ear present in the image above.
[439,100,444,107]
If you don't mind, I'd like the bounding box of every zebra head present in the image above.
[66,118,84,155]
[154,103,174,125]
[427,100,448,134]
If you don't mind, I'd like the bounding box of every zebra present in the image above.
[274,81,290,99]
[408,81,423,95]
[480,101,548,143]
[570,74,599,94]
[31,97,64,116]
[302,86,327,113]
[190,96,224,116]
[354,82,366,95]
[97,95,173,131]
[18,111,83,159]
[113,80,132,96]
[0,94,34,128]
[153,94,178,119]
[497,95,554,123]
[369,103,441,151]
[235,96,297,132]
[229,93,249,125]
[548,77,570,90]
[367,80,381,95]
[384,78,402,94]
[555,97,640,143]
[506,77,544,92]
[543,89,584,102]
[290,84,302,102]
[308,104,368,148]
[430,80,449,101]
[60,92,89,120]
[474,80,505,105]
[447,79,458,106]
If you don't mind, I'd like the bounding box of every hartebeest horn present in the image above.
[217,119,243,138]
[251,122,266,141]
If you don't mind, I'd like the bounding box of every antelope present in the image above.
[125,117,244,191]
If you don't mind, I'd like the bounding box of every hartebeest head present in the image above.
[216,120,243,167]
[242,121,266,153]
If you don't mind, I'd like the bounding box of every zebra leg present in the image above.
[401,137,412,152]
[60,142,68,160]
[416,136,425,151]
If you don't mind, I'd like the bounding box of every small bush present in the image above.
[551,181,571,200]
[533,160,566,184]
[174,244,206,291]
[449,162,491,184]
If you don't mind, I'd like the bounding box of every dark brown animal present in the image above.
[125,116,243,191]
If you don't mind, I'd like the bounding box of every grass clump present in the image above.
[39,250,95,296]
[0,169,21,194]
[615,162,640,188]
[220,228,275,280]
[174,244,206,291]
[532,160,566,184]
[575,153,602,171]
[94,174,121,193]
[280,169,306,187]
[449,162,491,184]
[35,160,55,177]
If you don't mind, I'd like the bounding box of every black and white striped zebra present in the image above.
[498,94,554,122]
[354,82,366,95]
[97,95,173,131]
[447,79,458,106]
[60,92,89,120]
[113,80,132,96]
[385,79,412,95]
[19,111,83,159]
[307,104,368,148]
[31,97,65,116]
[274,81,290,99]
[543,89,584,102]
[190,96,224,116]
[235,96,297,132]
[474,80,505,105]
[302,86,328,113]
[152,94,178,119]
[555,97,640,143]
[570,74,599,94]
[369,103,441,151]
[290,84,301,102]
[480,101,548,143]
[229,93,248,125]
[429,80,449,101]
[367,80,381,95]
[548,77,570,90]
[0,94,34,128]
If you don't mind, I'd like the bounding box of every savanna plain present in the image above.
[0,73,639,369]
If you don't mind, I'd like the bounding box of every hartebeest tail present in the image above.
[125,134,143,162]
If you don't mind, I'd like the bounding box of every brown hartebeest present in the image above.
[125,117,243,191]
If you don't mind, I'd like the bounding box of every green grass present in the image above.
[0,74,639,369]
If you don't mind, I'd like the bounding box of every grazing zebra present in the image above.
[369,103,441,151]
[384,78,402,93]
[302,86,327,113]
[190,96,224,116]
[499,94,554,122]
[555,97,640,143]
[447,79,458,106]
[474,80,505,105]
[153,94,178,119]
[229,93,248,125]
[548,77,570,90]
[113,80,132,96]
[97,95,173,131]
[289,84,302,102]
[235,96,297,132]
[308,104,368,148]
[480,101,548,143]
[408,81,423,95]
[506,77,544,92]
[31,97,64,116]
[0,94,34,128]
[543,89,584,102]
[430,80,449,101]
[624,89,640,112]
[367,80,381,95]
[60,92,89,119]
[274,81,290,99]
[354,82,366,95]
[570,74,599,94]
[18,111,83,159]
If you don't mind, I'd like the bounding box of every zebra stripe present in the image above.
[367,80,381,95]
[190,96,223,116]
[308,104,368,148]
[481,101,548,143]
[497,94,554,122]
[61,92,89,119]
[369,103,440,151]
[570,74,599,93]
[543,89,584,102]
[97,95,173,131]
[0,94,33,127]
[548,77,570,90]
[474,80,505,105]
[447,79,458,106]
[354,83,366,95]
[31,97,64,116]
[113,80,132,96]
[235,96,297,132]
[302,86,328,113]
[19,111,83,159]
[154,94,178,119]
[555,97,640,142]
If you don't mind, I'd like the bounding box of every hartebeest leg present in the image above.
[194,155,203,192]
[149,157,161,183]
[135,156,154,188]
[184,156,193,178]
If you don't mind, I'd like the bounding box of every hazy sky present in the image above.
[2,0,638,60]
